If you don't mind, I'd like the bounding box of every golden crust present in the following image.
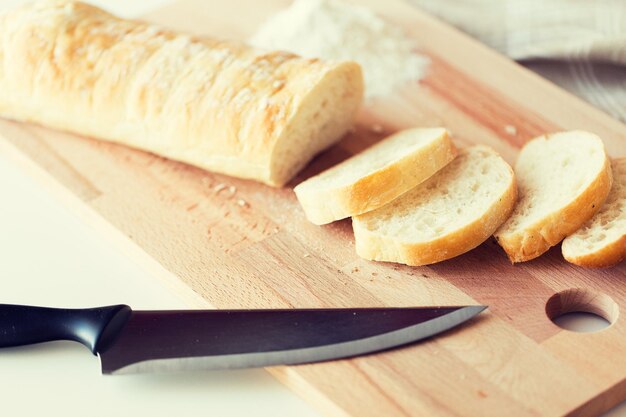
[495,156,613,263]
[353,149,517,266]
[0,1,363,186]
[562,158,626,268]
[563,235,626,268]
[294,129,457,225]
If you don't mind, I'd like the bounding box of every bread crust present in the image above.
[495,153,612,263]
[353,147,517,266]
[294,129,457,224]
[562,158,626,268]
[563,235,626,268]
[0,1,363,186]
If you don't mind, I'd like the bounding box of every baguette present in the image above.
[294,128,457,224]
[494,131,612,262]
[353,145,517,266]
[562,158,626,268]
[0,1,363,186]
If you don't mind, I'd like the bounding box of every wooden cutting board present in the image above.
[1,0,625,415]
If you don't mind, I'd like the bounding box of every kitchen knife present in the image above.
[0,304,485,374]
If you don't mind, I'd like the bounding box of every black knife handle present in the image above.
[0,304,132,354]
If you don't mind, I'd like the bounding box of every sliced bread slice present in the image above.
[494,131,612,263]
[562,158,626,268]
[353,145,516,266]
[294,128,457,225]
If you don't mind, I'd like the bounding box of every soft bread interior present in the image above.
[269,62,363,186]
[356,145,513,242]
[563,158,626,255]
[295,128,448,190]
[499,131,608,233]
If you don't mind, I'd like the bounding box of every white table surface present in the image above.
[0,1,623,416]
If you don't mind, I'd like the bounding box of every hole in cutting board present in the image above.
[546,288,618,333]
[552,312,610,333]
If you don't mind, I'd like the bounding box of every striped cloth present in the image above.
[409,0,626,122]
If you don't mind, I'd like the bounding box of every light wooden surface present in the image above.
[1,0,625,416]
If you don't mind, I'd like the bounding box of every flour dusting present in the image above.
[249,0,429,100]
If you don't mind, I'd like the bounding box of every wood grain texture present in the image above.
[1,0,625,416]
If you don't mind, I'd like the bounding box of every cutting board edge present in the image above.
[0,134,212,310]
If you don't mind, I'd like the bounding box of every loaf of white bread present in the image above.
[0,1,363,186]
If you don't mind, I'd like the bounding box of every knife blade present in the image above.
[0,304,485,374]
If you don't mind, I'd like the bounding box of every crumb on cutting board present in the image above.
[214,183,227,193]
[504,124,517,135]
[370,123,384,133]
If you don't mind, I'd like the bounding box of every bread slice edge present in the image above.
[269,61,364,186]
[563,235,626,268]
[562,158,626,268]
[495,156,613,263]
[295,128,457,225]
[353,149,517,266]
